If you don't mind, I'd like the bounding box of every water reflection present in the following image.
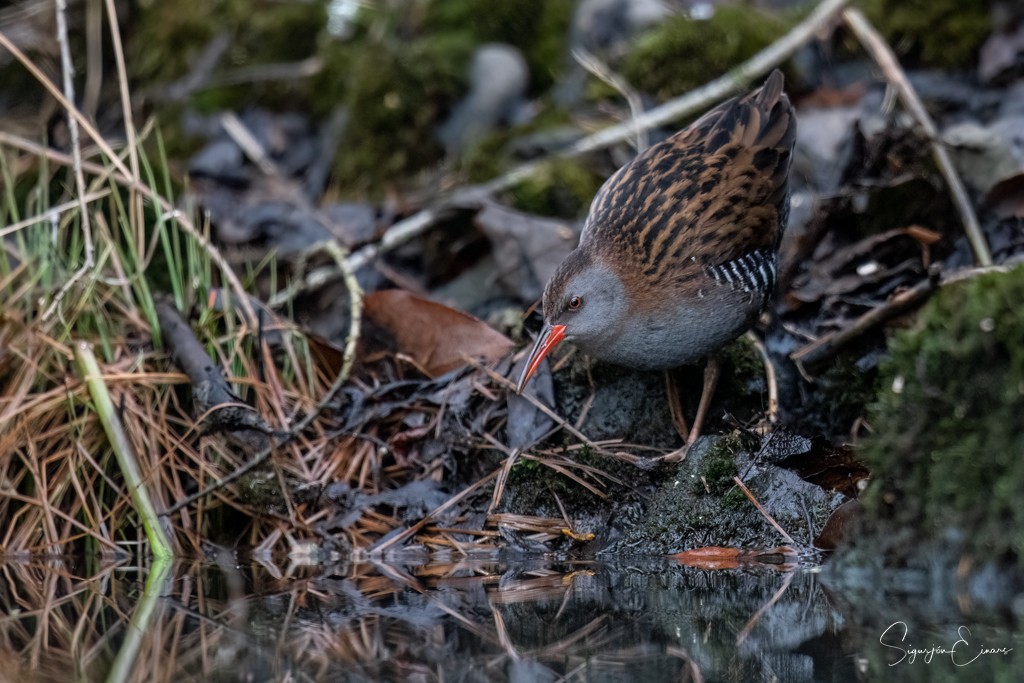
[0,558,1020,682]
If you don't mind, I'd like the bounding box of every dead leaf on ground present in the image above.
[671,546,799,571]
[363,289,513,377]
[789,227,937,308]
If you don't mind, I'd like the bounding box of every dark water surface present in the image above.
[1,557,1020,682]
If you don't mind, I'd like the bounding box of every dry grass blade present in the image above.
[522,454,607,499]
[487,513,578,539]
[487,440,522,514]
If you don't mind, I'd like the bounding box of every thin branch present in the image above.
[791,267,940,375]
[842,8,992,267]
[43,0,94,322]
[732,476,796,546]
[103,0,144,263]
[474,0,853,195]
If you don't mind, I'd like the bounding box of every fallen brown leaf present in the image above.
[363,289,513,377]
[670,546,799,570]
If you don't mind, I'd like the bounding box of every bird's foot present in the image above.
[659,442,691,463]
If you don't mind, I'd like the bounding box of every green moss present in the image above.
[129,0,327,110]
[716,336,770,426]
[423,0,574,92]
[460,130,509,182]
[129,0,219,87]
[860,266,1024,563]
[693,432,742,496]
[508,158,604,218]
[622,6,788,101]
[619,431,798,551]
[316,35,472,193]
[862,0,992,69]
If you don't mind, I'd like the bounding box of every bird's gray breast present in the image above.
[581,290,758,370]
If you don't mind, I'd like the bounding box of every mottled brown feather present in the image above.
[581,70,795,293]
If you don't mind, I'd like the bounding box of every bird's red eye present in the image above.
[568,295,583,310]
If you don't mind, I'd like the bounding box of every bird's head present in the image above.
[515,248,626,393]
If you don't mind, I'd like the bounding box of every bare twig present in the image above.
[474,0,853,195]
[732,476,797,546]
[204,56,323,91]
[102,0,143,262]
[148,33,231,103]
[791,267,941,375]
[42,0,94,321]
[221,112,281,177]
[842,8,992,267]
[744,331,779,423]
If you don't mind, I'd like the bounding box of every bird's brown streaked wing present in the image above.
[581,70,795,285]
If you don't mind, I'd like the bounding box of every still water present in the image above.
[1,556,1020,682]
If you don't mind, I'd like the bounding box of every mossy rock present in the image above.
[621,6,789,101]
[859,266,1024,564]
[615,432,841,553]
[861,0,993,70]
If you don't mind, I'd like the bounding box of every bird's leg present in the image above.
[664,369,689,441]
[687,356,721,446]
[660,357,721,463]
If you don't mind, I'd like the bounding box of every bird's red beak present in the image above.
[515,324,566,394]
